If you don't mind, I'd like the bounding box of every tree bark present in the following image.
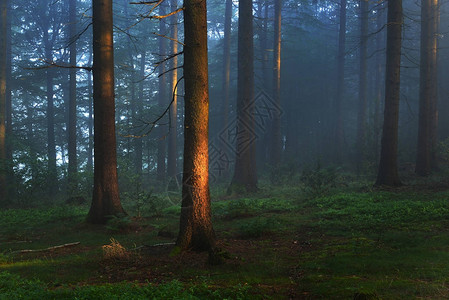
[68,0,77,193]
[356,0,368,172]
[0,0,7,203]
[271,0,282,166]
[220,0,232,157]
[177,0,215,251]
[229,0,257,193]
[157,3,167,182]
[334,0,346,163]
[167,0,178,178]
[375,0,402,187]
[88,0,126,224]
[416,0,438,176]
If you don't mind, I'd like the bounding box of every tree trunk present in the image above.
[87,0,126,224]
[0,0,7,203]
[167,0,178,178]
[135,49,145,175]
[87,45,93,171]
[334,0,346,163]
[229,0,257,193]
[356,0,368,172]
[177,0,215,251]
[416,0,438,176]
[44,32,57,195]
[157,3,167,182]
[374,2,385,164]
[220,0,232,175]
[5,0,12,200]
[375,0,402,187]
[68,0,77,193]
[271,0,282,166]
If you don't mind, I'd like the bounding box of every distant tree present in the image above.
[271,0,282,166]
[167,0,178,178]
[356,0,368,172]
[87,0,127,224]
[416,0,439,176]
[67,0,78,193]
[220,0,232,162]
[334,0,346,163]
[375,0,402,186]
[0,0,7,203]
[177,0,215,251]
[157,2,167,182]
[229,0,257,193]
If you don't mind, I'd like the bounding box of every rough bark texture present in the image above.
[177,0,215,251]
[0,0,6,203]
[68,0,77,193]
[88,0,126,224]
[375,0,402,187]
[271,0,282,166]
[356,0,368,172]
[416,0,438,176]
[374,3,385,163]
[229,0,257,193]
[167,0,178,178]
[87,47,93,171]
[157,3,167,182]
[334,0,346,163]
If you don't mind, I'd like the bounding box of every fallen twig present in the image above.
[11,242,81,254]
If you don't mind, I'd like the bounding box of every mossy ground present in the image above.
[2,175,449,298]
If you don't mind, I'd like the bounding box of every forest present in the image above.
[1,0,449,298]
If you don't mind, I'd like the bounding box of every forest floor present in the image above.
[2,170,449,299]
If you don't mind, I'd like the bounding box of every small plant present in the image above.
[105,215,132,232]
[102,238,129,260]
[300,162,339,196]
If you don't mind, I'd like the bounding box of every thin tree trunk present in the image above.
[157,3,167,182]
[68,0,77,193]
[88,0,127,224]
[87,46,93,171]
[356,0,368,172]
[135,50,145,175]
[416,0,438,176]
[220,0,232,174]
[167,0,178,178]
[230,0,257,193]
[334,0,346,163]
[375,0,402,186]
[0,0,7,203]
[374,2,385,164]
[5,0,12,200]
[177,0,215,251]
[44,32,57,194]
[271,0,282,166]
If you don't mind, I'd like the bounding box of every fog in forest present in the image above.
[1,0,449,298]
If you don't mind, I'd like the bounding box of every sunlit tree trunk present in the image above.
[0,0,7,203]
[177,0,215,251]
[167,0,178,178]
[87,0,127,224]
[416,0,438,176]
[229,0,257,193]
[271,0,282,166]
[68,0,77,193]
[375,0,402,186]
[334,0,346,163]
[157,3,167,182]
[356,0,368,172]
